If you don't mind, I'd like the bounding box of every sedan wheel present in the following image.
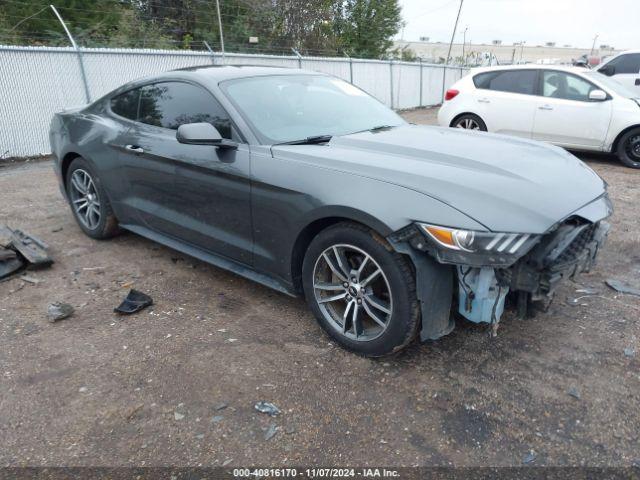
[452,114,487,132]
[313,244,392,341]
[616,128,640,169]
[65,157,120,239]
[302,222,420,357]
[69,169,101,230]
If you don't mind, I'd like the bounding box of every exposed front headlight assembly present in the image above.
[417,223,541,267]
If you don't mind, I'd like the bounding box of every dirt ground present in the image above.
[1,108,639,468]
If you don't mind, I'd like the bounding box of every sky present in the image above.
[398,0,639,50]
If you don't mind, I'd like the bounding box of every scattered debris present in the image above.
[624,348,636,358]
[264,423,278,440]
[8,282,25,294]
[211,415,224,423]
[255,401,281,417]
[567,387,581,400]
[214,402,228,411]
[20,275,42,285]
[0,225,53,280]
[575,287,598,295]
[114,289,153,314]
[124,403,144,420]
[174,412,185,421]
[523,451,537,464]
[606,279,640,297]
[51,227,63,233]
[195,434,204,440]
[222,459,232,467]
[47,302,74,323]
[78,386,88,393]
[121,281,134,288]
[284,425,296,434]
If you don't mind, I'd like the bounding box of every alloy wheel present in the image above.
[312,244,393,341]
[455,118,480,130]
[69,169,101,230]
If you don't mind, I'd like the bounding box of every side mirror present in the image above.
[598,64,615,76]
[589,89,608,101]
[176,122,237,149]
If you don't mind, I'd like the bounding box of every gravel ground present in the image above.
[1,108,639,467]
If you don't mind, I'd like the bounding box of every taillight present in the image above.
[445,89,459,101]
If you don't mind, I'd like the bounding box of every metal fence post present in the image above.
[389,59,394,109]
[203,41,217,65]
[292,48,302,68]
[419,58,423,107]
[50,5,91,104]
[346,54,353,84]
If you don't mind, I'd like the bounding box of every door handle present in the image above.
[125,145,144,154]
[477,98,491,103]
[635,78,640,86]
[538,105,554,111]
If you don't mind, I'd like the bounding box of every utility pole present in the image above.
[462,26,469,64]
[215,0,225,63]
[590,34,599,55]
[442,0,464,102]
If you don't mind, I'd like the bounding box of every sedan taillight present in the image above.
[445,89,460,101]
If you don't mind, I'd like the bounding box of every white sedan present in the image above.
[437,65,640,168]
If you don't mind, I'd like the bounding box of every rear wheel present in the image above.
[451,113,487,131]
[302,222,419,357]
[616,128,640,169]
[66,157,120,239]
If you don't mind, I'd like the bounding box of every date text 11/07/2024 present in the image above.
[232,468,400,478]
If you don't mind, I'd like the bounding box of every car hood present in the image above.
[271,125,607,234]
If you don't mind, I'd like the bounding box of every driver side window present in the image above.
[541,72,597,102]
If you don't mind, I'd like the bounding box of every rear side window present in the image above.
[602,53,640,75]
[138,82,232,139]
[110,88,140,120]
[473,70,537,95]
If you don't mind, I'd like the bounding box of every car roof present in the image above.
[139,65,317,88]
[105,64,322,99]
[469,64,592,75]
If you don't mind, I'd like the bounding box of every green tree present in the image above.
[0,0,126,46]
[332,0,403,58]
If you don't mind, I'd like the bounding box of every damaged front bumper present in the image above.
[389,196,612,342]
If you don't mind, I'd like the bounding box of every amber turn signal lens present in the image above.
[424,226,456,248]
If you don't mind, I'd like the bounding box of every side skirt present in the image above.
[120,223,297,298]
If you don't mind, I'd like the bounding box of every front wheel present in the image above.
[616,128,640,169]
[451,113,487,131]
[302,222,420,357]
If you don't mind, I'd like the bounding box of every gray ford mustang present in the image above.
[50,66,612,356]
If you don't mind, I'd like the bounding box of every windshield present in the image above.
[221,74,405,144]
[584,71,639,98]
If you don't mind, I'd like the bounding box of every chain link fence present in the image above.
[0,45,468,158]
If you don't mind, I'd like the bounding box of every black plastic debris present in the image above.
[47,302,74,323]
[0,225,52,281]
[114,289,153,314]
[254,401,281,417]
[606,279,640,297]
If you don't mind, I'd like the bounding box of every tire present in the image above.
[616,128,640,169]
[302,222,420,357]
[451,113,487,132]
[65,157,120,239]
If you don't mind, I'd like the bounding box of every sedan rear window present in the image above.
[110,88,140,120]
[473,70,537,95]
